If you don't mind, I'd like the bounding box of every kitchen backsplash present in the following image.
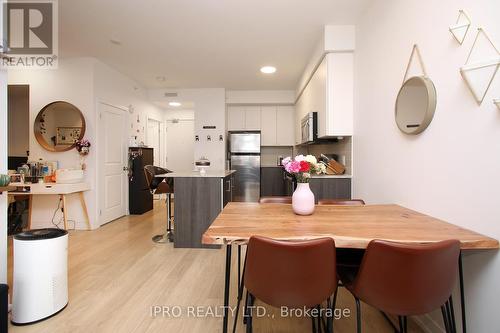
[261,146,293,167]
[294,137,352,175]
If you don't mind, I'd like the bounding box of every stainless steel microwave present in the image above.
[301,112,318,144]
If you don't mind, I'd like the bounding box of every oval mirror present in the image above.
[34,101,86,152]
[395,76,437,135]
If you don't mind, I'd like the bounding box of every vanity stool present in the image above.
[144,165,174,243]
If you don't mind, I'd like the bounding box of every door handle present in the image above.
[123,166,130,171]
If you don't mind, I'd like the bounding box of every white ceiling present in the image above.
[59,0,369,90]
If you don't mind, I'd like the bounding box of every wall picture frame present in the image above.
[56,127,82,145]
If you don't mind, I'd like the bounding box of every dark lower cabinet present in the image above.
[260,167,350,202]
[260,167,288,197]
[309,178,351,203]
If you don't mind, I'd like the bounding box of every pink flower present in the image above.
[281,157,291,166]
[286,161,301,173]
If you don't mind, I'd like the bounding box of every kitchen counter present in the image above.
[156,170,236,178]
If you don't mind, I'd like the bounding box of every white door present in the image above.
[166,120,195,171]
[147,119,161,166]
[98,103,128,225]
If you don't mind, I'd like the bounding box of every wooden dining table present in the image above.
[202,202,499,333]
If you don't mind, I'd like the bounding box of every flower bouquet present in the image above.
[282,155,326,215]
[75,139,91,170]
[282,155,326,183]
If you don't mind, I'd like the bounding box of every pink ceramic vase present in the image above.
[292,183,315,215]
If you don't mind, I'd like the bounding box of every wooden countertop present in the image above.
[202,203,499,250]
[8,182,91,195]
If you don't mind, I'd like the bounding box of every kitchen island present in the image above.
[157,170,235,248]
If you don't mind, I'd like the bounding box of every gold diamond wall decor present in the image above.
[494,99,500,110]
[460,28,500,104]
[449,10,471,45]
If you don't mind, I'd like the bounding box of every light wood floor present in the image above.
[8,201,425,333]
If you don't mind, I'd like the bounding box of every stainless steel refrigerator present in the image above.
[228,131,261,202]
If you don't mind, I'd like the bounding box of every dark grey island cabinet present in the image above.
[309,176,352,203]
[260,167,293,197]
[161,171,235,249]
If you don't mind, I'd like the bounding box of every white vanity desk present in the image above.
[8,182,91,230]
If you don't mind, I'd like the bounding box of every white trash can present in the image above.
[11,228,68,325]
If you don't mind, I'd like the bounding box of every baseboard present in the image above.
[413,313,445,333]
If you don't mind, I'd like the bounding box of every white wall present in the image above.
[149,88,227,171]
[353,0,500,331]
[7,58,165,230]
[8,58,97,230]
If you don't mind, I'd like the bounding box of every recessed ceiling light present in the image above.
[169,102,181,107]
[156,76,166,82]
[260,66,276,74]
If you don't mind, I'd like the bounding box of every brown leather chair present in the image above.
[242,236,338,333]
[318,199,365,206]
[259,196,292,204]
[340,239,461,333]
[144,165,174,243]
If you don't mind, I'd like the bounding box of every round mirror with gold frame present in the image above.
[395,76,437,135]
[34,101,86,152]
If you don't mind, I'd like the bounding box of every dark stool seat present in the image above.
[144,165,174,243]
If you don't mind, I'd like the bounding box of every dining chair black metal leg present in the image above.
[223,245,232,333]
[448,296,457,333]
[232,249,247,333]
[403,316,408,333]
[398,316,404,333]
[326,297,333,333]
[246,294,255,333]
[355,298,362,333]
[237,245,242,298]
[312,314,318,333]
[380,311,399,332]
[442,305,451,333]
[316,305,323,333]
[243,290,249,325]
[458,252,467,333]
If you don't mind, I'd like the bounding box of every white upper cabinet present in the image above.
[260,106,277,146]
[227,106,261,131]
[295,53,354,141]
[324,52,353,137]
[227,106,246,130]
[228,104,295,146]
[276,106,295,146]
[245,106,261,130]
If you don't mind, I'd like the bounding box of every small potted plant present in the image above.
[75,139,91,170]
[282,155,326,215]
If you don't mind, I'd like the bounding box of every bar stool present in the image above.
[144,165,174,243]
[238,236,338,333]
[339,239,461,333]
